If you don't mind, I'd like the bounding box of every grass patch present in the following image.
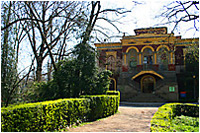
[170,115,199,132]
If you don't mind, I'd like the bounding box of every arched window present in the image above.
[127,49,137,68]
[107,55,115,71]
[143,48,153,65]
[157,47,169,70]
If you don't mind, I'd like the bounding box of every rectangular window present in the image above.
[143,56,147,64]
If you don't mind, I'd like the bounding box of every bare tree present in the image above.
[159,1,199,32]
[2,1,131,82]
[14,1,87,82]
[1,1,34,107]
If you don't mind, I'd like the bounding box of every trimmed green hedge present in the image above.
[106,90,120,96]
[1,98,90,132]
[150,103,199,132]
[1,92,120,132]
[81,94,120,121]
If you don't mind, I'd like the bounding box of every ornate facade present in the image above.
[95,27,199,102]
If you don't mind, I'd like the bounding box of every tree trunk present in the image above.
[36,59,43,82]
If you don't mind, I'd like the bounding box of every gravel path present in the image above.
[67,106,158,132]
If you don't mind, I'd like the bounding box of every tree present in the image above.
[1,1,33,107]
[20,1,88,82]
[159,1,199,101]
[34,1,121,99]
[1,2,18,107]
[160,1,199,32]
[1,1,131,104]
[1,1,130,83]
[1,1,88,82]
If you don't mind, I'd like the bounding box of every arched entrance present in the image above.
[141,75,155,93]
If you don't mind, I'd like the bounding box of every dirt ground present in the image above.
[67,106,158,132]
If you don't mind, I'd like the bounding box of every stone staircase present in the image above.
[128,93,166,103]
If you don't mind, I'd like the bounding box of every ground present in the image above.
[67,106,158,132]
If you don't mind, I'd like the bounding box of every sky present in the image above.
[97,0,199,42]
[17,0,199,73]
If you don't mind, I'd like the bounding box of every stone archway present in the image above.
[141,75,155,93]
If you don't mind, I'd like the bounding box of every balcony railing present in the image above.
[142,64,174,71]
[122,64,176,72]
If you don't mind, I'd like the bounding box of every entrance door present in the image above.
[141,76,155,93]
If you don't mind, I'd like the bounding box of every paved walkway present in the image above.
[67,106,158,132]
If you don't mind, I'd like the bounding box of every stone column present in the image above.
[138,52,142,65]
[123,53,127,65]
[122,53,128,72]
[153,51,157,64]
[169,51,174,64]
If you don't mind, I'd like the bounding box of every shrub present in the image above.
[53,59,81,98]
[171,103,199,117]
[106,90,120,96]
[37,60,112,100]
[1,98,90,132]
[1,92,120,132]
[150,103,199,132]
[170,115,199,132]
[81,93,120,121]
[92,70,112,95]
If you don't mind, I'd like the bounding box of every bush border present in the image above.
[1,92,120,132]
[150,103,199,132]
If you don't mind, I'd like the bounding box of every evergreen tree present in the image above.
[72,43,97,95]
[1,2,18,106]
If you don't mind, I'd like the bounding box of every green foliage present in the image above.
[185,45,199,69]
[1,92,120,132]
[81,93,120,121]
[38,54,112,100]
[1,98,90,132]
[171,115,199,132]
[54,59,80,98]
[150,103,199,132]
[18,81,59,103]
[182,46,199,101]
[106,90,120,96]
[171,104,199,117]
[1,2,19,107]
[36,81,59,102]
[72,43,97,95]
[93,70,112,94]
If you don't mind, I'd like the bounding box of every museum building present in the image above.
[94,27,199,102]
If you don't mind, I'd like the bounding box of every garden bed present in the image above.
[150,103,199,132]
[170,115,199,132]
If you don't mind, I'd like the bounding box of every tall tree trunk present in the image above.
[47,61,52,81]
[36,59,43,82]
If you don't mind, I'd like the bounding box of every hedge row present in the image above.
[1,92,120,132]
[106,90,120,96]
[81,94,120,120]
[150,103,199,132]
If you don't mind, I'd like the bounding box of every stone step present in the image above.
[128,93,166,102]
[120,102,165,107]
